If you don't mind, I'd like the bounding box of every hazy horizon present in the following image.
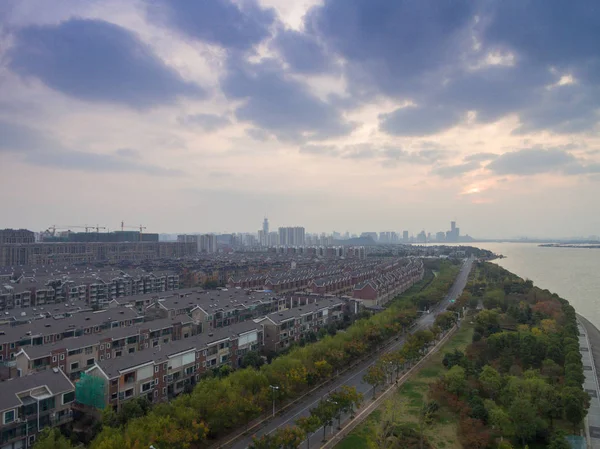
[1,0,599,238]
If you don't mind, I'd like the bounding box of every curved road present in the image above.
[230,256,474,449]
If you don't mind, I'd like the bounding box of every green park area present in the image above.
[335,321,475,449]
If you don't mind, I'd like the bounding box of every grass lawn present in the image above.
[335,321,475,449]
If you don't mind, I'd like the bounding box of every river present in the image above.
[443,242,600,328]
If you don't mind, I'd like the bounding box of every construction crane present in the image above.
[120,222,147,241]
[94,225,107,233]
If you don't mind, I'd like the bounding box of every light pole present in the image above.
[269,385,279,418]
[327,399,340,431]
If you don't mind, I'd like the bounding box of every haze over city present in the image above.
[1,0,599,238]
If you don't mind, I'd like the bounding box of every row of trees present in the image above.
[250,385,364,449]
[35,261,460,449]
[430,262,589,449]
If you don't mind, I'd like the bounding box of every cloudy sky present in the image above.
[1,0,599,239]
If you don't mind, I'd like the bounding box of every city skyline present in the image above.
[1,1,599,238]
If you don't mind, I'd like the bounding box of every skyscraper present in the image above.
[263,217,269,235]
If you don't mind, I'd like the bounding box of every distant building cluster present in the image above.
[0,229,196,268]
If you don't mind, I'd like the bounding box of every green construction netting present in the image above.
[566,435,586,449]
[76,372,106,409]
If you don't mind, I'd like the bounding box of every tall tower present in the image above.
[263,217,269,235]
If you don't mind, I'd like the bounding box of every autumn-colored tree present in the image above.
[363,363,386,399]
[296,415,321,449]
[314,360,333,379]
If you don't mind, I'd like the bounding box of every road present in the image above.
[230,256,474,449]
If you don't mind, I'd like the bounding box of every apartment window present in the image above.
[154,379,159,386]
[154,366,159,373]
[154,390,158,398]
[115,351,122,358]
[100,344,104,350]
[111,392,118,400]
[85,346,93,354]
[163,375,167,383]
[141,381,153,393]
[162,387,166,394]
[10,343,15,349]
[106,353,111,359]
[53,356,57,363]
[62,392,75,404]
[60,354,65,360]
[111,379,118,386]
[106,343,111,349]
[128,348,135,354]
[100,355,104,361]
[153,341,158,348]
[162,363,167,370]
[0,345,2,351]
[3,410,15,424]
[70,362,79,371]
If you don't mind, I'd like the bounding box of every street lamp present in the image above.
[327,399,340,431]
[269,385,279,418]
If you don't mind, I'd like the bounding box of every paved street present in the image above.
[577,315,600,449]
[228,256,474,449]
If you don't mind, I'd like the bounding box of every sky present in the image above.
[0,0,599,239]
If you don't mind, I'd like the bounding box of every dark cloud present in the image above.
[147,0,276,50]
[305,0,476,97]
[487,148,579,176]
[178,113,231,132]
[8,19,202,108]
[464,152,498,163]
[379,105,462,136]
[273,28,331,74]
[432,161,480,178]
[221,58,354,142]
[0,120,181,176]
[298,0,600,133]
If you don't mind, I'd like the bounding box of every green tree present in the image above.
[296,415,321,449]
[444,365,467,396]
[241,351,265,369]
[508,398,540,447]
[363,364,386,399]
[479,365,503,399]
[32,429,75,449]
[562,386,590,431]
[547,431,571,449]
[311,399,337,442]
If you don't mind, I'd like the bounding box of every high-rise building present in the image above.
[263,217,269,235]
[446,221,460,242]
[278,227,305,246]
[199,234,218,253]
[402,231,409,242]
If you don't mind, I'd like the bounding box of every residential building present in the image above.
[0,369,75,449]
[198,235,217,254]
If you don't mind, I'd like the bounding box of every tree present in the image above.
[363,364,386,399]
[296,415,321,449]
[547,431,571,449]
[479,365,502,399]
[310,399,337,441]
[562,386,590,431]
[33,429,75,449]
[330,385,363,426]
[508,398,539,447]
[276,426,305,449]
[444,365,467,396]
[241,351,265,369]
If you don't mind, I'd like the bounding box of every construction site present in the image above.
[0,225,197,267]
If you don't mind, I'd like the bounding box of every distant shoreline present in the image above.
[539,244,600,249]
